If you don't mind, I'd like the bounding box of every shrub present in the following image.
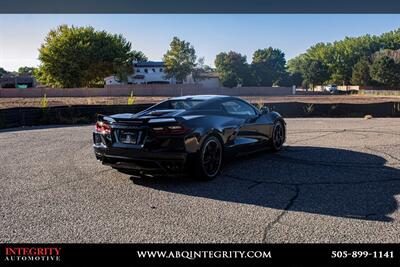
[303,103,315,114]
[40,94,49,109]
[128,91,136,105]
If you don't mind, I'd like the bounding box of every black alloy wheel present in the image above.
[196,136,223,180]
[271,121,285,151]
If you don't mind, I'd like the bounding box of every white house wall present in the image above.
[199,77,221,88]
[132,67,174,84]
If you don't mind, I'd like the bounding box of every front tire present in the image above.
[270,121,285,151]
[194,135,223,181]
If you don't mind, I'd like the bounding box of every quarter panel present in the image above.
[181,114,243,153]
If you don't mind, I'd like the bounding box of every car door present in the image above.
[220,99,262,153]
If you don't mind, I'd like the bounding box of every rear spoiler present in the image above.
[97,114,105,122]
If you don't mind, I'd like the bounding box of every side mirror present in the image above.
[260,106,270,114]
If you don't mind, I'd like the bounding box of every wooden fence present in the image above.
[0,84,294,98]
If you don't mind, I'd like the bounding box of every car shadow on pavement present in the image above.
[130,146,400,222]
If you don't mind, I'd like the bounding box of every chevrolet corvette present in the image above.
[93,95,286,180]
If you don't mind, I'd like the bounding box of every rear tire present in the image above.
[193,135,223,181]
[270,121,285,151]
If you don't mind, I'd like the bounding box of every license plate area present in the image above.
[118,130,139,144]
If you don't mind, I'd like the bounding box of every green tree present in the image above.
[370,56,400,87]
[350,58,371,85]
[372,49,400,63]
[163,37,197,83]
[288,54,328,88]
[287,54,306,74]
[215,51,252,88]
[115,51,147,83]
[302,59,329,89]
[17,66,36,76]
[131,51,148,62]
[293,29,400,85]
[220,72,240,88]
[287,54,307,86]
[379,29,400,50]
[191,57,206,82]
[251,47,286,86]
[35,25,144,88]
[282,72,303,87]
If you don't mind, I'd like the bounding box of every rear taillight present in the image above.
[95,121,111,134]
[151,125,191,136]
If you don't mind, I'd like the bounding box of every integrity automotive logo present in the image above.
[3,247,62,263]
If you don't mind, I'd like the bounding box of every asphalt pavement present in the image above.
[0,118,399,243]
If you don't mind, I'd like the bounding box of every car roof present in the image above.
[168,95,230,101]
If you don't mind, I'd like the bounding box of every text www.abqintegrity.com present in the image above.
[137,250,272,260]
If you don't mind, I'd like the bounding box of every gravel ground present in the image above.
[0,118,399,243]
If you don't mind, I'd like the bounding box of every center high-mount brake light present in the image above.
[95,121,111,134]
[151,125,191,135]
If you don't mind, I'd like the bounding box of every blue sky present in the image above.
[1,14,400,71]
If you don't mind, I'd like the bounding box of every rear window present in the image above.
[152,100,204,110]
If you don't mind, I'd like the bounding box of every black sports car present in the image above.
[93,95,286,180]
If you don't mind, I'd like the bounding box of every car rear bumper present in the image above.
[93,143,191,175]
